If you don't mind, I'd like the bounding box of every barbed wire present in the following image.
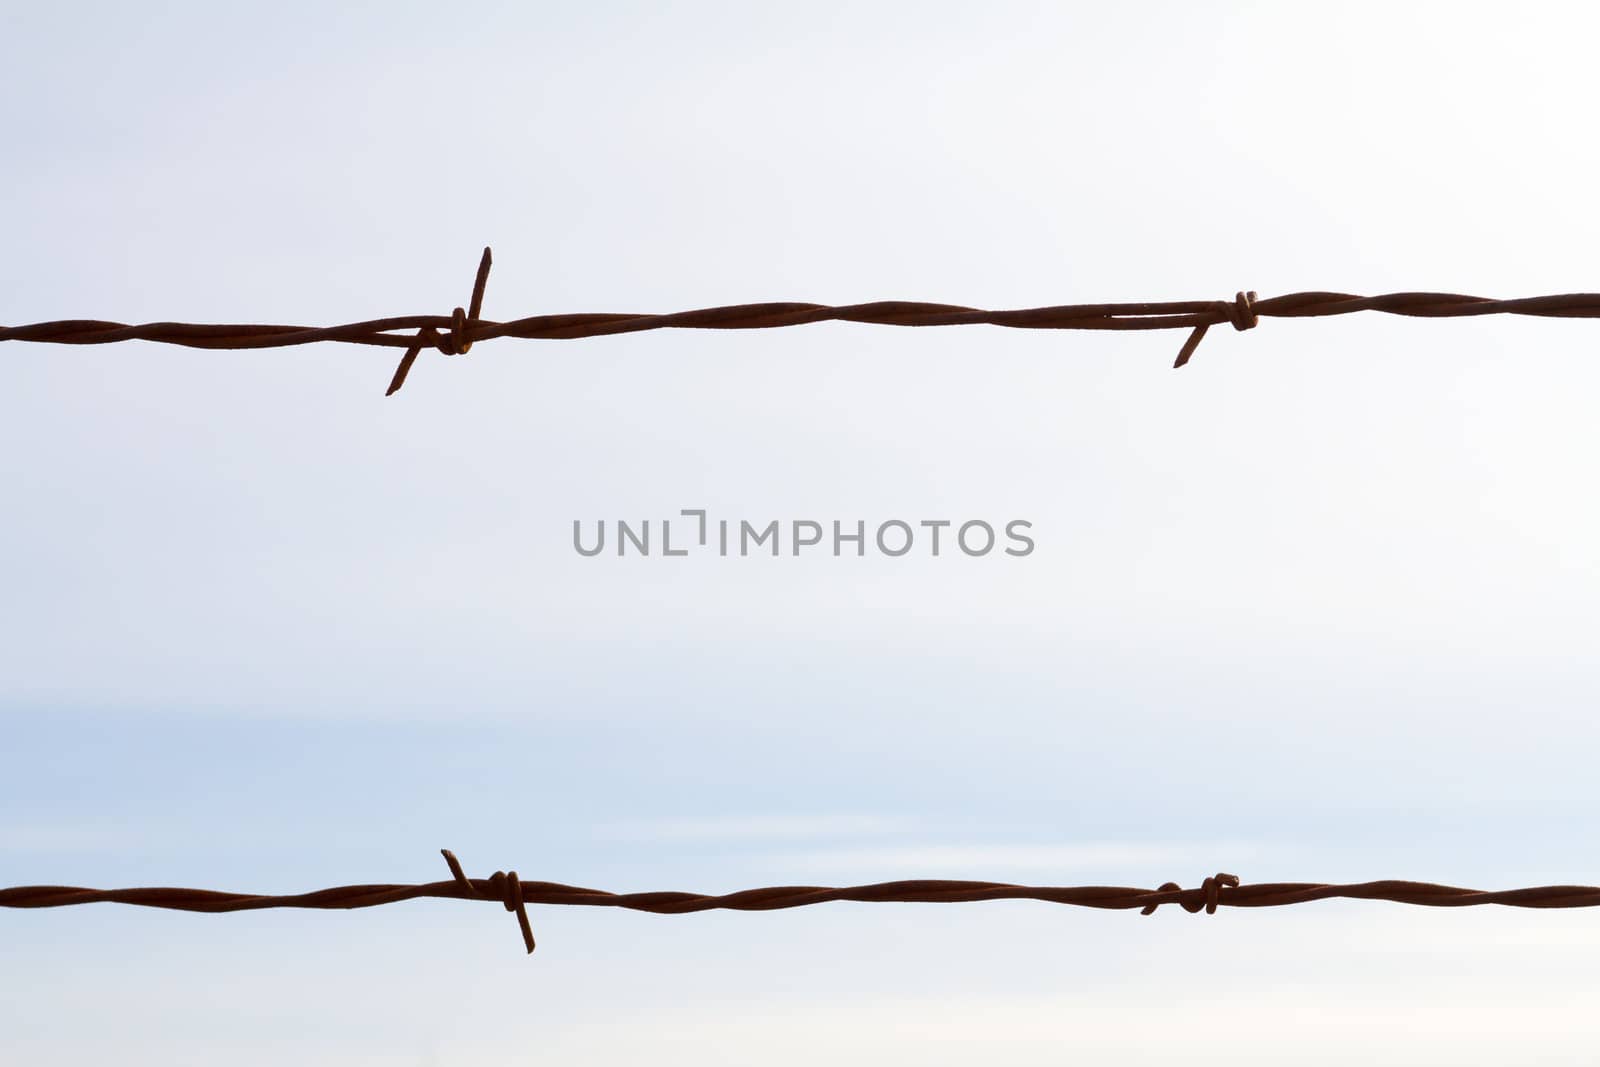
[5,248,1600,394]
[6,850,1600,955]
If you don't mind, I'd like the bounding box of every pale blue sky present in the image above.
[5,1,1600,1063]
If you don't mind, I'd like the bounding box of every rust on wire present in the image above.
[6,248,1600,393]
[7,853,1600,956]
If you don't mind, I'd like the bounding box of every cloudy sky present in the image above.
[4,2,1600,1063]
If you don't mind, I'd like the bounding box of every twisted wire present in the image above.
[5,248,1600,392]
[6,851,1600,955]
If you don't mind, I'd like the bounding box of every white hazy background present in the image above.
[4,2,1600,1063]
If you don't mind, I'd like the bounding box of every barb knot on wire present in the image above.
[385,248,494,396]
[1139,872,1240,915]
[441,848,535,953]
[1172,292,1259,369]
[1229,290,1259,331]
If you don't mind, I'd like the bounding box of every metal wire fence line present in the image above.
[6,248,1600,394]
[7,850,1600,955]
[10,254,1598,958]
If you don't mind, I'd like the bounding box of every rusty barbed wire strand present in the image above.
[6,851,1600,955]
[6,248,1600,393]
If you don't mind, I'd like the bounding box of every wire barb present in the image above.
[385,247,494,396]
[441,848,535,954]
[1139,873,1240,915]
[1173,292,1258,369]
